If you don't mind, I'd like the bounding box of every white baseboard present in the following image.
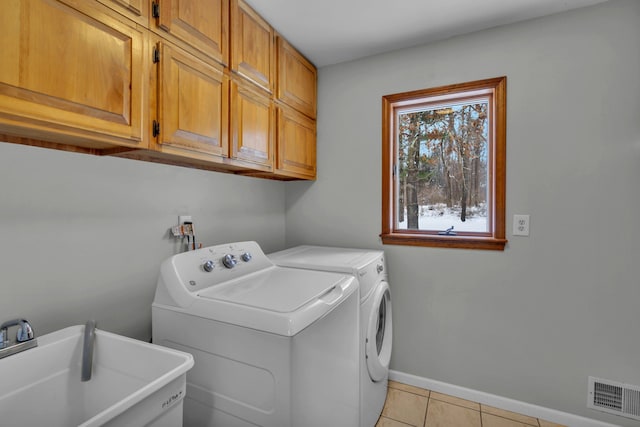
[389,370,620,427]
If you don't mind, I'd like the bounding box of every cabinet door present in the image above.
[155,0,228,66]
[231,0,274,93]
[97,0,149,25]
[230,79,273,169]
[0,0,147,148]
[156,42,228,157]
[276,105,316,179]
[276,36,317,119]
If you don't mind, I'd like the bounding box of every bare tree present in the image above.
[397,102,487,228]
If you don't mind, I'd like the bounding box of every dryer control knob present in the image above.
[377,264,384,274]
[203,260,215,272]
[222,254,237,269]
[241,252,252,262]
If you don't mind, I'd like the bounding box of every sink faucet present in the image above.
[0,318,38,359]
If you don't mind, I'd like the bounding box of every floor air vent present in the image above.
[588,376,640,421]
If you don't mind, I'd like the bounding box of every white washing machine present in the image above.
[268,245,392,427]
[152,241,360,427]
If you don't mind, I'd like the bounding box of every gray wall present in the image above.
[285,0,640,424]
[0,143,286,341]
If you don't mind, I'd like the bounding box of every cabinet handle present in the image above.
[153,120,160,137]
[152,1,160,19]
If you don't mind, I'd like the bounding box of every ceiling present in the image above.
[244,0,609,67]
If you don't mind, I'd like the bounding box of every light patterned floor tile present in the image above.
[388,380,431,397]
[481,413,537,427]
[481,405,539,425]
[382,388,429,426]
[425,399,481,427]
[381,381,568,427]
[539,420,567,427]
[376,416,414,427]
[429,391,480,411]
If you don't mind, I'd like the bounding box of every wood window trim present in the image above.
[381,77,507,251]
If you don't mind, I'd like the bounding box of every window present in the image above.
[381,77,507,250]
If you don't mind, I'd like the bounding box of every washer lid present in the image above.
[268,245,383,274]
[198,267,348,313]
[185,267,357,336]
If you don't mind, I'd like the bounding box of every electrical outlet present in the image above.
[179,215,192,225]
[513,214,530,236]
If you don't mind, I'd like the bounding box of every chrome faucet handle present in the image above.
[0,318,38,359]
[0,319,36,342]
[17,320,34,342]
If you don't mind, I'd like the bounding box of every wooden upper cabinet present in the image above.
[97,0,149,25]
[152,0,229,66]
[154,41,228,158]
[276,36,317,119]
[230,78,273,170]
[0,0,147,149]
[0,0,317,179]
[230,0,275,93]
[276,105,316,179]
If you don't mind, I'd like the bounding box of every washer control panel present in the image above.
[198,246,258,273]
[166,241,272,293]
[202,250,253,272]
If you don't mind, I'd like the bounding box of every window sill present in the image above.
[380,233,507,251]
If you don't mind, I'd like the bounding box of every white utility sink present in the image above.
[0,325,194,427]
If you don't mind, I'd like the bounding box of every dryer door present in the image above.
[365,281,392,382]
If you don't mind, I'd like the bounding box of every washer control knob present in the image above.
[241,252,252,262]
[203,260,215,272]
[376,264,384,274]
[222,254,237,269]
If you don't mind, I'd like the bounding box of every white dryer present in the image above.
[152,241,360,427]
[268,245,392,427]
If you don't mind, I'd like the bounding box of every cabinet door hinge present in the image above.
[151,1,160,19]
[152,46,160,63]
[152,120,160,137]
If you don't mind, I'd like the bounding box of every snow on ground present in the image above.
[397,204,487,232]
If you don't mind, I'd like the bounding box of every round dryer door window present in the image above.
[366,281,392,382]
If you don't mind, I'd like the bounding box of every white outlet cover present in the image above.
[513,214,530,236]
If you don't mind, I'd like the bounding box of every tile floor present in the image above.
[377,381,567,427]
